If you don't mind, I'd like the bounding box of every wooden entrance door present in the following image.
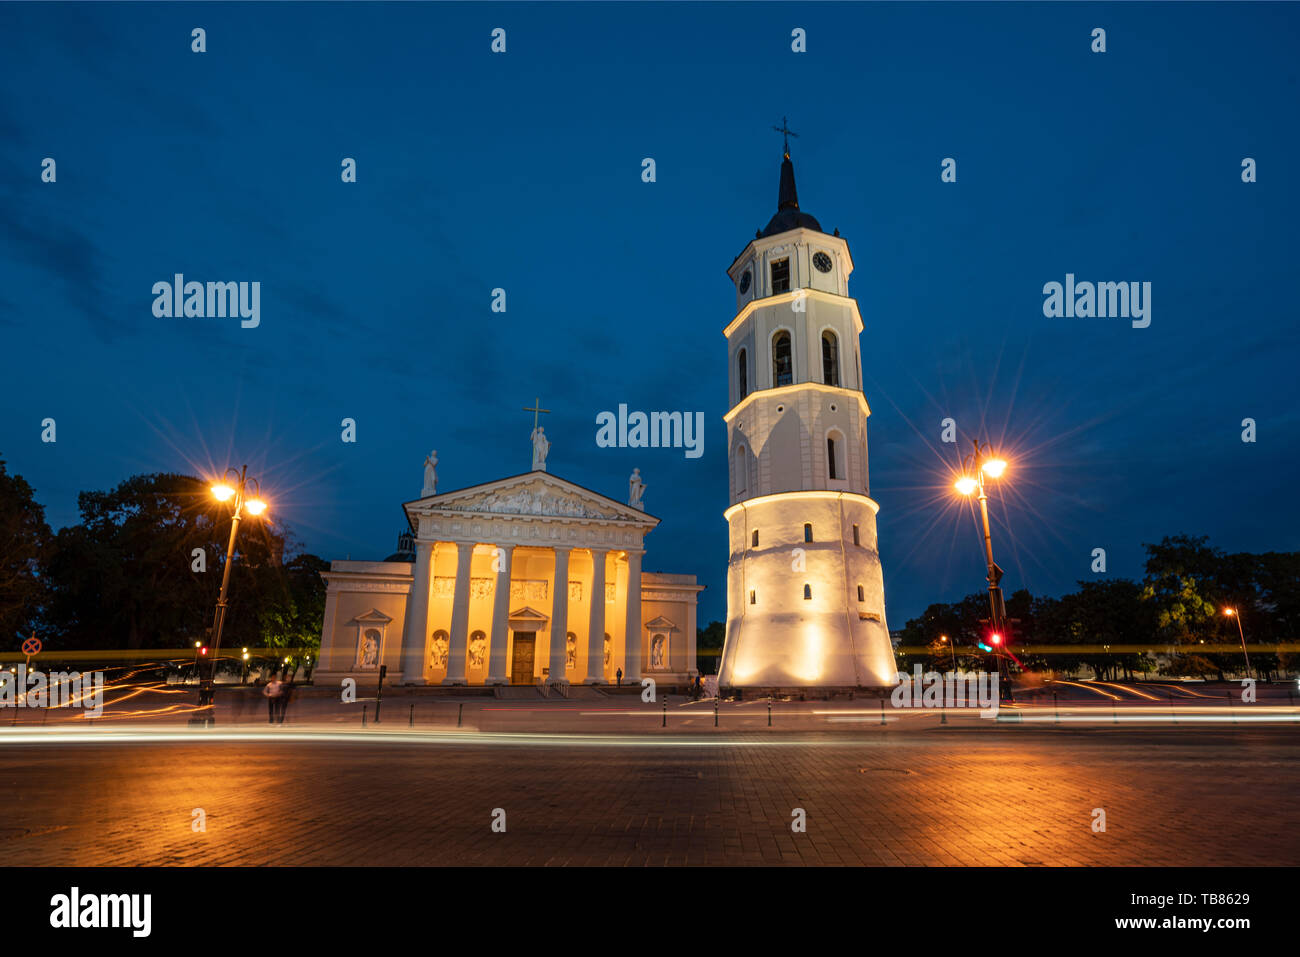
[510,632,536,685]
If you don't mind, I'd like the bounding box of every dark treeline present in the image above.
[1,458,325,654]
[898,536,1300,680]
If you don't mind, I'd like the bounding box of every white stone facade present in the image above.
[315,471,703,688]
[717,161,895,690]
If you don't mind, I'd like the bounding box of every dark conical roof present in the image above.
[761,151,823,237]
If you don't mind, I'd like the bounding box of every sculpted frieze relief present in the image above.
[431,576,550,602]
[329,580,411,594]
[439,484,620,521]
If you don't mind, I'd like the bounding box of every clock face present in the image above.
[813,251,833,273]
[739,270,751,293]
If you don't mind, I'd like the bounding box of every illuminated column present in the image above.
[547,547,571,684]
[622,549,643,682]
[584,548,608,684]
[441,542,474,686]
[486,544,514,685]
[400,540,435,684]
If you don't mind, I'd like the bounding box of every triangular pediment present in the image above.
[645,615,678,631]
[406,470,658,527]
[508,606,550,623]
[352,608,392,624]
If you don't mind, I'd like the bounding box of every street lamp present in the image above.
[939,634,957,671]
[199,465,268,719]
[1223,608,1252,680]
[954,439,1013,701]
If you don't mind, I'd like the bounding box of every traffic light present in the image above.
[200,646,209,656]
[990,633,1003,646]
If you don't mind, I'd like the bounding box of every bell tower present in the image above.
[716,137,896,691]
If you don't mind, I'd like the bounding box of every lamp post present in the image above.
[954,440,1012,702]
[1223,608,1252,680]
[200,466,268,720]
[940,634,957,671]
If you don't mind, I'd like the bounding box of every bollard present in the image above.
[362,704,367,727]
[457,703,463,728]
[1169,694,1177,726]
[409,704,414,728]
[374,698,381,724]
[939,706,947,725]
[662,697,667,728]
[879,698,886,726]
[1053,691,1060,725]
[1112,701,1118,725]
[767,697,772,727]
[714,696,719,728]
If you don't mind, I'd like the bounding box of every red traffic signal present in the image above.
[199,646,209,656]
[989,633,1003,646]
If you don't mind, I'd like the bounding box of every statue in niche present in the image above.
[358,630,380,669]
[430,632,449,669]
[603,634,612,667]
[566,633,577,669]
[651,634,666,670]
[531,426,550,472]
[468,632,486,669]
[628,468,646,510]
[422,450,438,497]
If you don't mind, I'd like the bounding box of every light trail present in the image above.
[1087,681,1164,701]
[1046,679,1124,700]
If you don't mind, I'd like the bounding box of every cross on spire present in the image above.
[772,116,798,156]
[523,396,551,431]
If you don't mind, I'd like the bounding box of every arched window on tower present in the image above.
[827,429,846,481]
[737,348,748,400]
[822,330,840,386]
[772,331,793,387]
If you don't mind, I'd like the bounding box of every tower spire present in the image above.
[772,117,800,212]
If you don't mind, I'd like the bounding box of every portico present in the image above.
[314,469,701,688]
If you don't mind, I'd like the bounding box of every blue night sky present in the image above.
[2,2,1297,628]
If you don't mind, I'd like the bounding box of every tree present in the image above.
[1141,536,1230,678]
[0,458,52,645]
[696,620,724,675]
[43,472,317,652]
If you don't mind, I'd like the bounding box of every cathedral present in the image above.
[313,435,702,689]
[715,140,896,691]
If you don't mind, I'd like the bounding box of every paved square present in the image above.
[1,725,1295,866]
